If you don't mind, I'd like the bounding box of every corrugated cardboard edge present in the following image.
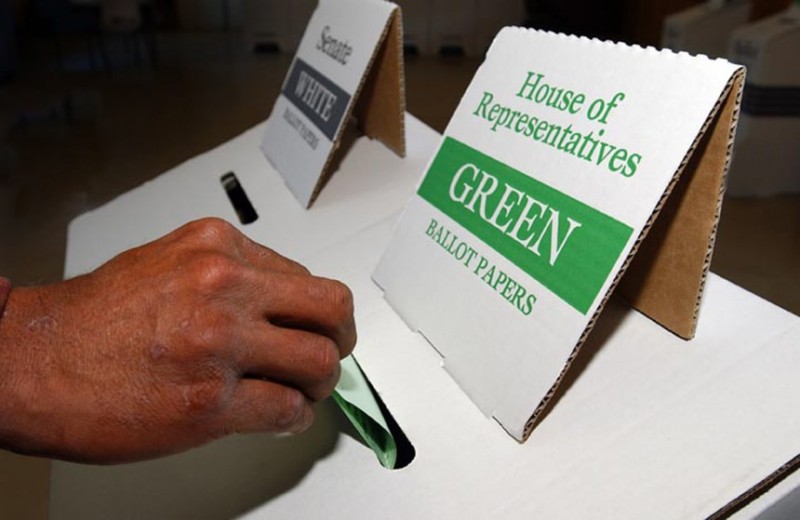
[707,453,800,519]
[616,69,747,340]
[354,8,407,157]
[518,67,746,442]
[308,4,406,207]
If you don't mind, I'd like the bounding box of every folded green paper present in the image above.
[333,356,397,469]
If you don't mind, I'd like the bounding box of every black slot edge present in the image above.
[362,368,416,469]
[220,172,258,225]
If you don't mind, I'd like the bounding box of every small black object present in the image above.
[253,42,281,54]
[439,45,464,57]
[221,172,258,225]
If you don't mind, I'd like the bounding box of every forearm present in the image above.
[0,279,142,462]
[0,277,161,462]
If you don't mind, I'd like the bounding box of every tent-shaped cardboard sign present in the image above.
[261,0,405,208]
[374,28,745,441]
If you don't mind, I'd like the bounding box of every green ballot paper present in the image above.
[332,356,397,469]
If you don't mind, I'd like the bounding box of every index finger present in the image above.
[254,272,357,359]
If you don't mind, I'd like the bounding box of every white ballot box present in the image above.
[726,5,800,197]
[55,115,800,519]
[661,0,752,58]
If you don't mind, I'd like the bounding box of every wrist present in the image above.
[0,286,64,458]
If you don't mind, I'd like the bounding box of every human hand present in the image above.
[0,218,356,463]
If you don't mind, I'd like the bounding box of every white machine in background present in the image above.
[661,0,752,58]
[727,2,800,196]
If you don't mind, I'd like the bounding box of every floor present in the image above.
[0,30,798,519]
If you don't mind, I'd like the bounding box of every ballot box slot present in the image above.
[362,364,416,469]
[335,358,416,470]
[220,172,258,225]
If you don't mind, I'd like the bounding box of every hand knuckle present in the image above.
[324,280,354,319]
[301,337,341,401]
[318,361,341,400]
[182,367,231,419]
[190,253,239,292]
[311,336,340,380]
[192,217,236,241]
[291,262,311,276]
[275,390,306,430]
[183,310,234,354]
[254,245,310,275]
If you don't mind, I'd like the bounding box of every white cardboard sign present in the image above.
[374,28,745,440]
[261,0,405,208]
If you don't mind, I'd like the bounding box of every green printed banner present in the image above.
[417,137,632,314]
